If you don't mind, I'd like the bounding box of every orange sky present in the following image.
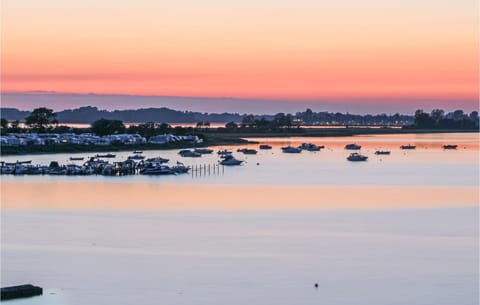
[1,0,478,107]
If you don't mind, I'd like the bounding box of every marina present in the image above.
[1,133,478,305]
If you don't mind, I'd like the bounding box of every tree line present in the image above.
[1,107,478,138]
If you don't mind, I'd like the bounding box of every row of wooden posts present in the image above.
[191,163,224,177]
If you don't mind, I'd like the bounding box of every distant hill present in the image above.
[0,108,31,121]
[0,106,259,124]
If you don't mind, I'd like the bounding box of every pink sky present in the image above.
[1,0,478,111]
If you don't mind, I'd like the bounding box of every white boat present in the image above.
[128,154,145,160]
[281,146,302,153]
[220,155,243,166]
[95,153,116,158]
[179,149,202,158]
[194,148,213,154]
[171,162,190,174]
[347,153,368,161]
[237,148,258,154]
[146,157,169,163]
[345,143,361,150]
[299,143,322,151]
[140,164,173,175]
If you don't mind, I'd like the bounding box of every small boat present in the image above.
[171,162,190,174]
[217,149,232,155]
[237,148,258,154]
[95,153,116,158]
[347,153,368,162]
[400,144,416,150]
[375,150,391,155]
[194,148,214,154]
[443,144,458,150]
[69,157,85,161]
[259,144,272,150]
[146,157,169,163]
[140,164,173,175]
[281,146,302,153]
[345,143,361,150]
[128,154,145,160]
[179,149,202,158]
[220,155,243,166]
[299,143,322,151]
[133,151,143,154]
[15,160,32,164]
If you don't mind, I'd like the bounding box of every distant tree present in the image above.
[25,107,58,131]
[0,118,8,129]
[241,115,255,128]
[430,109,444,124]
[469,111,479,123]
[91,118,126,136]
[414,109,435,128]
[225,122,238,129]
[452,110,465,120]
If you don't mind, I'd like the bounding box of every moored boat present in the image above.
[95,153,116,158]
[281,146,302,153]
[375,150,391,155]
[400,144,416,150]
[146,157,169,163]
[347,153,368,161]
[345,143,361,150]
[128,154,145,160]
[299,143,322,151]
[69,157,85,161]
[237,148,258,154]
[179,149,202,157]
[194,148,214,154]
[443,144,458,150]
[220,155,243,166]
[259,144,272,150]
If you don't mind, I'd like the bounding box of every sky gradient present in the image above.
[1,0,479,112]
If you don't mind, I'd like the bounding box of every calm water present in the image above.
[1,133,479,305]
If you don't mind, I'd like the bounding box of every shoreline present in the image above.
[1,128,477,156]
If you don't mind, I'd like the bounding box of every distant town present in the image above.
[0,106,478,155]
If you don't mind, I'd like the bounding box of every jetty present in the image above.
[1,284,43,300]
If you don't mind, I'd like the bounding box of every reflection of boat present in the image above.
[237,148,258,154]
[95,153,116,158]
[259,144,272,150]
[299,143,322,151]
[194,148,213,154]
[179,149,202,157]
[443,144,458,150]
[281,146,302,153]
[400,144,416,150]
[128,154,145,160]
[220,155,243,166]
[347,153,368,161]
[345,144,361,150]
[69,157,84,161]
[375,150,391,155]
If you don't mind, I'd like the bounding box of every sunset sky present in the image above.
[1,0,478,112]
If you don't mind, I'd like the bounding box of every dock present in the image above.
[1,284,43,300]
